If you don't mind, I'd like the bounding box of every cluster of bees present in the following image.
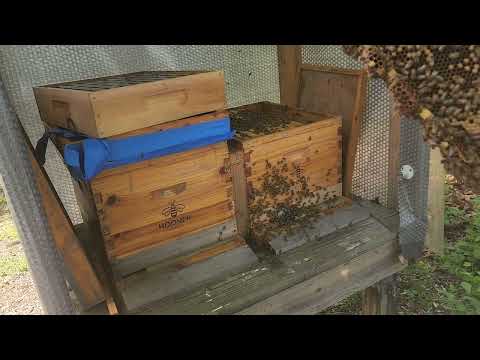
[230,106,292,136]
[343,45,480,192]
[248,158,338,244]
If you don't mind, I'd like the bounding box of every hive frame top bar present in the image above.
[229,101,338,139]
[40,70,210,92]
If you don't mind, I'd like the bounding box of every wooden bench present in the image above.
[83,200,404,315]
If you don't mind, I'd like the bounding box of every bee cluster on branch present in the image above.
[343,45,480,192]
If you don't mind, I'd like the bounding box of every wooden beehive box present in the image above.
[51,111,240,277]
[228,102,344,246]
[33,70,226,138]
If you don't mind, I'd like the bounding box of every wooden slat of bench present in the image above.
[238,240,403,314]
[123,242,258,311]
[112,219,238,277]
[357,200,400,233]
[132,213,399,315]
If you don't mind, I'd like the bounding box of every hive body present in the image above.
[228,102,343,245]
[51,110,241,277]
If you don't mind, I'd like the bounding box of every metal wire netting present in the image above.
[0,45,280,223]
[0,45,429,250]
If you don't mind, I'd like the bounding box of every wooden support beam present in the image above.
[277,45,302,108]
[22,127,105,309]
[426,147,445,255]
[362,275,397,315]
[106,297,119,315]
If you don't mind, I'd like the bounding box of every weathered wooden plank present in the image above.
[297,65,367,198]
[123,240,258,311]
[426,147,445,255]
[229,147,249,237]
[135,215,398,315]
[23,126,104,309]
[269,228,309,256]
[330,202,371,230]
[270,201,370,255]
[111,219,237,277]
[362,275,398,315]
[277,46,302,108]
[239,241,403,314]
[358,200,400,233]
[75,221,128,314]
[106,298,119,315]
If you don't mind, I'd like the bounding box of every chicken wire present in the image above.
[302,46,430,258]
[0,45,280,223]
[0,45,429,251]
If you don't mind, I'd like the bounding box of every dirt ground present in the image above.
[0,212,43,315]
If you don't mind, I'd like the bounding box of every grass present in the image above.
[321,258,458,315]
[0,217,19,242]
[0,255,28,277]
[0,186,8,215]
[438,195,480,314]
[0,188,28,277]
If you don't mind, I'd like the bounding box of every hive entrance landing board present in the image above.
[297,65,368,197]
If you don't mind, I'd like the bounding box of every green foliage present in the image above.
[444,206,467,226]
[397,258,452,314]
[0,218,18,242]
[439,197,480,314]
[0,188,6,210]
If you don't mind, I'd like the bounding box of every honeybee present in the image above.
[162,200,185,218]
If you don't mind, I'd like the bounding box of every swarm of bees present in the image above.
[248,158,339,244]
[229,105,293,137]
[343,45,480,192]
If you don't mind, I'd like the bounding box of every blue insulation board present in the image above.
[59,117,234,181]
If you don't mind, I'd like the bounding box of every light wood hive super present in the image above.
[228,102,344,246]
[34,70,226,138]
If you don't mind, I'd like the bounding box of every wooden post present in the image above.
[21,127,105,309]
[362,275,397,315]
[426,147,445,255]
[277,45,302,107]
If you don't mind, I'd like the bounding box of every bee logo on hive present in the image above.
[162,200,185,219]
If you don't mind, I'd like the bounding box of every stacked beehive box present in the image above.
[228,102,347,248]
[33,71,257,284]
